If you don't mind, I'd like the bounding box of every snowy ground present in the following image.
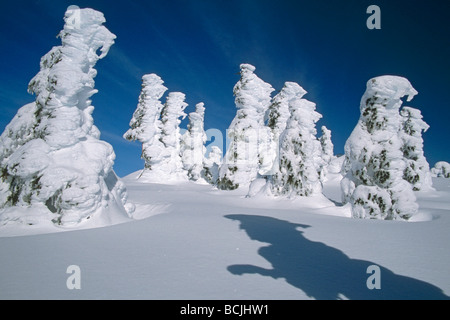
[0,173,449,300]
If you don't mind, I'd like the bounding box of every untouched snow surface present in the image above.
[0,173,449,299]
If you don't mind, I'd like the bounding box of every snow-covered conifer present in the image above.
[266,82,307,175]
[0,7,134,226]
[203,146,223,185]
[341,76,419,220]
[124,74,167,176]
[218,64,275,190]
[400,106,433,190]
[267,82,306,141]
[150,92,188,181]
[270,85,323,197]
[181,102,207,181]
[318,126,334,181]
[431,161,450,178]
[320,126,334,164]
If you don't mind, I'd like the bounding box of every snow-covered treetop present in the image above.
[187,102,206,132]
[287,96,322,130]
[196,102,205,115]
[161,92,188,134]
[163,92,188,115]
[141,74,168,100]
[286,82,322,135]
[233,63,274,119]
[124,73,167,143]
[361,75,418,113]
[345,75,421,166]
[321,125,332,139]
[432,161,450,178]
[206,146,222,163]
[267,82,307,133]
[356,75,419,138]
[281,81,307,98]
[26,6,117,150]
[60,6,116,60]
[239,63,256,73]
[320,126,334,157]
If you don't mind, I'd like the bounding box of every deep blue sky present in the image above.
[0,0,449,177]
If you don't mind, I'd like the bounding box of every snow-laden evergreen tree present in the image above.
[218,64,275,190]
[431,161,450,178]
[123,74,167,178]
[203,146,223,185]
[150,92,189,182]
[267,82,306,141]
[181,102,207,181]
[266,82,307,175]
[341,76,419,220]
[400,106,433,190]
[270,85,323,197]
[319,125,335,181]
[320,126,334,164]
[0,6,134,226]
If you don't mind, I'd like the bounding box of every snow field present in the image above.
[0,174,448,299]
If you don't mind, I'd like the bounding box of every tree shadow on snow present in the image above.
[225,214,449,300]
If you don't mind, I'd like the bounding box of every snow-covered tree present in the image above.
[341,76,419,220]
[400,106,433,190]
[181,102,207,181]
[270,85,323,197]
[218,64,275,190]
[319,126,335,181]
[0,7,134,226]
[266,82,307,175]
[148,92,189,182]
[267,82,306,141]
[123,74,167,176]
[431,161,450,178]
[203,146,223,185]
[320,126,334,164]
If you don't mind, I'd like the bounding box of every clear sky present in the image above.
[0,0,449,177]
